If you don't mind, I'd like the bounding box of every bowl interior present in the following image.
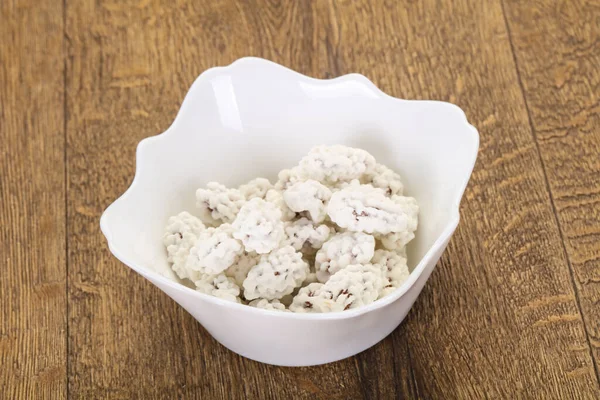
[101,60,478,280]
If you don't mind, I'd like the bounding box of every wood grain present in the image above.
[0,1,66,398]
[1,0,599,398]
[503,0,600,379]
[322,0,600,397]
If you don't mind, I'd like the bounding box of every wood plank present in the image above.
[502,0,600,381]
[0,1,66,399]
[65,1,401,398]
[324,0,600,397]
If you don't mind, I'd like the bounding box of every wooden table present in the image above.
[2,0,599,398]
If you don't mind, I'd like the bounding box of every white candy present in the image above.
[239,178,273,200]
[164,144,419,312]
[362,163,404,196]
[243,245,309,300]
[195,274,241,303]
[290,264,384,312]
[331,178,361,192]
[289,283,329,313]
[371,249,410,298]
[374,195,418,249]
[391,194,419,241]
[327,184,419,235]
[323,264,385,309]
[196,182,245,225]
[315,232,375,282]
[274,166,306,191]
[265,189,297,221]
[187,224,243,275]
[282,218,331,254]
[233,198,285,254]
[299,145,376,183]
[283,180,332,223]
[225,251,261,287]
[248,298,289,312]
[163,212,206,281]
[377,231,416,250]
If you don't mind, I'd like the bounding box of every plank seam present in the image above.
[62,0,69,397]
[499,0,600,386]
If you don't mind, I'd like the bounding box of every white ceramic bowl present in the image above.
[100,57,479,366]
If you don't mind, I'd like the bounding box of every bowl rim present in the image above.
[100,57,479,320]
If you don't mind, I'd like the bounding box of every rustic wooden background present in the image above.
[1,0,599,398]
